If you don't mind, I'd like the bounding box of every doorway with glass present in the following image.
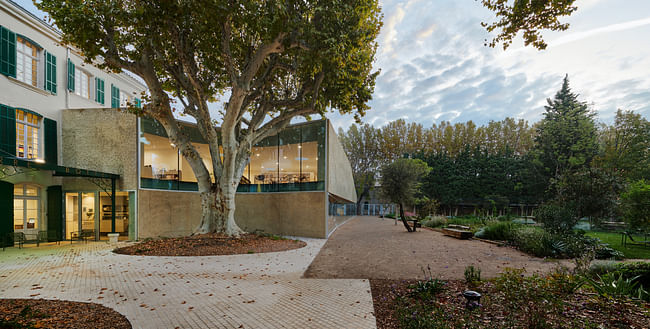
[65,191,131,241]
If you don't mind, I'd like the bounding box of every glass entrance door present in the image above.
[65,193,79,240]
[65,192,97,241]
[81,193,96,238]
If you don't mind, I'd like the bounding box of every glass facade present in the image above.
[140,118,326,192]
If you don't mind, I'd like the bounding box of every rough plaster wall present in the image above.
[61,108,138,191]
[326,121,357,203]
[137,190,327,239]
[235,192,326,238]
[138,189,202,238]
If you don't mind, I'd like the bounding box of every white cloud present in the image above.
[550,16,650,47]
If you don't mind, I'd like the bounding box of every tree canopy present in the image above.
[379,158,430,231]
[38,0,382,235]
[480,0,578,50]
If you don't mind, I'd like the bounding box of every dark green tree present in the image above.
[621,180,650,230]
[38,0,382,235]
[534,75,599,196]
[596,110,650,181]
[379,158,430,232]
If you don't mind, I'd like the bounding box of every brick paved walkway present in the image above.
[0,239,375,329]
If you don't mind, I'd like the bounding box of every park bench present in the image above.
[621,231,650,248]
[442,227,473,239]
[408,219,421,231]
[71,229,95,243]
[447,224,470,230]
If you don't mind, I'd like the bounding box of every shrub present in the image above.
[584,273,649,301]
[385,213,396,219]
[408,278,447,301]
[535,203,578,234]
[513,226,555,257]
[421,216,447,228]
[464,265,481,284]
[590,261,650,290]
[474,221,518,241]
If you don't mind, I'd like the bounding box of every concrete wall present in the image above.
[138,189,203,238]
[326,121,357,203]
[137,190,327,239]
[61,108,138,191]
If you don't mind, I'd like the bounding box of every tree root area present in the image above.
[0,298,131,329]
[113,233,306,256]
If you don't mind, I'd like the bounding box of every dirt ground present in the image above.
[304,216,571,280]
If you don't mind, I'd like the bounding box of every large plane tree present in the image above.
[38,0,382,235]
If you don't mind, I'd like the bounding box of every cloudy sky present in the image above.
[326,0,650,129]
[16,0,650,130]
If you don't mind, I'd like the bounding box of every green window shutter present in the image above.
[0,26,16,78]
[46,186,63,242]
[0,104,16,157]
[0,181,14,247]
[95,77,105,104]
[44,118,57,165]
[67,59,75,91]
[44,51,57,94]
[111,84,120,108]
[135,98,141,108]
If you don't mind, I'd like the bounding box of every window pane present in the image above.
[141,133,178,181]
[14,199,24,230]
[14,184,23,196]
[26,200,38,229]
[279,126,301,184]
[99,191,129,237]
[24,185,38,196]
[250,135,278,189]
[300,121,326,183]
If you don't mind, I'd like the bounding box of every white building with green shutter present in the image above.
[0,0,147,245]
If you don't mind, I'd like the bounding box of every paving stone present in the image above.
[0,239,376,329]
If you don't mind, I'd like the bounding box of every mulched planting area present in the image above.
[0,299,131,329]
[370,278,650,329]
[113,233,306,256]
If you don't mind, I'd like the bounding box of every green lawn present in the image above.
[586,231,650,259]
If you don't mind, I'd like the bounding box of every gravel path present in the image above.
[304,216,571,280]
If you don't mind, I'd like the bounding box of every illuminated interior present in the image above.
[140,118,325,192]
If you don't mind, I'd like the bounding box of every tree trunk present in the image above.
[399,203,412,232]
[194,184,244,236]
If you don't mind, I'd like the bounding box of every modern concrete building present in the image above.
[0,0,356,247]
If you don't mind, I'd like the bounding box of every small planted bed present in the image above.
[0,299,131,329]
[371,268,650,329]
[114,233,306,256]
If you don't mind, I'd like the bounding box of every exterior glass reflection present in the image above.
[140,118,326,192]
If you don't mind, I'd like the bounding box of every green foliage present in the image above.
[464,265,481,284]
[584,273,649,301]
[589,261,650,291]
[535,203,578,234]
[384,213,396,219]
[553,166,624,220]
[474,221,519,241]
[480,0,578,50]
[421,216,447,228]
[586,231,650,259]
[534,76,599,197]
[408,278,447,301]
[621,180,650,229]
[379,158,431,207]
[596,109,650,181]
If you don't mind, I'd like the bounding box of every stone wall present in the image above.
[137,190,327,239]
[61,108,138,191]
